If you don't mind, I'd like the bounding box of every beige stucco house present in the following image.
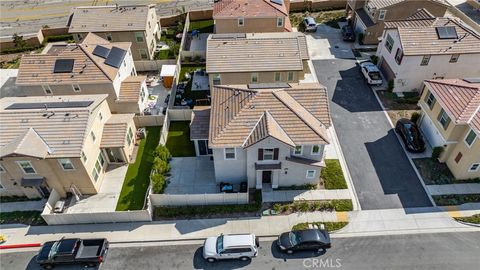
[0,95,136,199]
[213,0,292,34]
[68,4,160,60]
[418,79,480,180]
[13,33,149,115]
[206,32,309,88]
[375,17,480,92]
[346,0,448,45]
[190,83,331,189]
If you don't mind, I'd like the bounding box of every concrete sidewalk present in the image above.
[426,184,480,196]
[0,199,46,213]
[262,189,350,202]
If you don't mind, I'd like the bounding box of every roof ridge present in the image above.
[265,110,295,146]
[465,93,480,124]
[242,111,265,147]
[425,79,480,90]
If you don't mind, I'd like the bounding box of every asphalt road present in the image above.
[313,59,432,210]
[1,232,479,270]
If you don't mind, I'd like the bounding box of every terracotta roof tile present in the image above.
[100,114,135,148]
[213,0,287,19]
[118,76,146,102]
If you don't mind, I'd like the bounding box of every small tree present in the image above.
[432,147,444,160]
[12,33,26,48]
[410,112,421,123]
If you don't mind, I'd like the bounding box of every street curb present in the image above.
[454,220,480,228]
[0,243,41,250]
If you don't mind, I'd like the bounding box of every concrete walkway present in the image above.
[426,184,480,196]
[262,189,350,202]
[0,199,46,213]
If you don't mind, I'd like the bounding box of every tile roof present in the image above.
[69,4,153,33]
[100,114,135,148]
[207,32,308,73]
[286,156,325,167]
[395,18,480,55]
[213,0,288,19]
[424,79,480,134]
[209,83,331,148]
[118,76,146,102]
[406,8,435,20]
[0,95,107,158]
[0,128,51,159]
[190,106,211,140]
[367,0,404,9]
[16,33,130,85]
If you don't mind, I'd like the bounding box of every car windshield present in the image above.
[404,124,414,141]
[407,124,422,142]
[369,71,381,80]
[289,232,301,246]
[216,235,224,254]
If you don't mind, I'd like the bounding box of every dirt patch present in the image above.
[290,9,346,29]
[377,90,420,124]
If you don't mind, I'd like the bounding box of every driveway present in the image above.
[306,24,355,60]
[313,59,432,210]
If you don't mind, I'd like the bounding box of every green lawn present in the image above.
[165,121,196,157]
[188,19,214,33]
[116,126,161,211]
[322,159,348,189]
[455,214,480,224]
[292,222,349,232]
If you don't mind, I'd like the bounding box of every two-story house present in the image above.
[375,17,480,92]
[213,0,292,34]
[13,33,149,114]
[0,95,136,199]
[346,0,448,45]
[206,32,309,88]
[68,4,160,60]
[189,83,331,189]
[418,78,480,180]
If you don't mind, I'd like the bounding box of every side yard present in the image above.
[322,159,348,189]
[377,91,421,125]
[165,121,196,157]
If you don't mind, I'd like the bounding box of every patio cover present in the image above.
[160,65,176,77]
[255,163,282,170]
[21,176,46,187]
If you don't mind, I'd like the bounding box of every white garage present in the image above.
[419,113,446,147]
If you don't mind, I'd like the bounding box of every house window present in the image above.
[58,158,75,171]
[294,146,303,155]
[449,54,459,63]
[91,167,99,182]
[306,170,316,179]
[135,32,144,42]
[425,91,436,109]
[464,129,477,147]
[92,153,105,182]
[378,10,387,20]
[421,55,430,66]
[81,151,87,163]
[126,127,134,146]
[277,17,284,27]
[42,85,52,95]
[274,72,281,82]
[311,145,321,155]
[469,163,480,172]
[394,48,403,65]
[139,49,148,60]
[148,21,151,29]
[90,131,96,142]
[213,74,221,85]
[263,148,274,160]
[106,33,112,41]
[238,17,244,27]
[72,84,81,92]
[224,148,236,160]
[251,73,258,83]
[454,152,463,163]
[385,34,394,53]
[287,71,294,82]
[437,109,451,130]
[17,161,36,174]
[0,164,5,173]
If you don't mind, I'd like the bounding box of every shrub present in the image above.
[433,194,480,206]
[292,222,349,232]
[152,157,170,174]
[44,34,74,43]
[273,203,283,213]
[410,112,421,123]
[298,201,310,212]
[0,46,41,55]
[387,80,394,92]
[431,147,444,160]
[151,173,166,194]
[455,214,480,224]
[370,55,378,65]
[154,145,171,161]
[310,201,321,211]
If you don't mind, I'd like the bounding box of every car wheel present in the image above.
[206,258,216,263]
[87,262,97,267]
[239,256,251,261]
[286,250,293,254]
[42,264,53,270]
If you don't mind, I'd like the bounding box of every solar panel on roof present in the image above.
[436,26,457,39]
[463,78,480,83]
[53,59,75,73]
[248,83,290,89]
[5,101,94,110]
[211,33,246,39]
[104,46,127,68]
[270,0,283,5]
[92,45,111,59]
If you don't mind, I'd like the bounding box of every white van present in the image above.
[202,234,259,262]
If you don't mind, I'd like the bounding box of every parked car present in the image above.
[36,238,109,269]
[395,118,426,153]
[203,233,259,262]
[341,25,355,41]
[277,229,331,254]
[303,17,317,32]
[359,61,383,85]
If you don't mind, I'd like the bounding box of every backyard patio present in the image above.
[164,157,217,194]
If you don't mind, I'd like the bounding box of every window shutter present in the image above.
[273,148,279,160]
[258,149,263,161]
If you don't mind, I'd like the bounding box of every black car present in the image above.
[395,118,426,153]
[277,229,331,254]
[341,25,355,42]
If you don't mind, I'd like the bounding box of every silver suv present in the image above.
[202,234,259,262]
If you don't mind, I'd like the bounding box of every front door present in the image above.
[262,171,272,183]
[198,140,212,155]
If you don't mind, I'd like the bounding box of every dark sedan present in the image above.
[395,118,426,153]
[277,229,331,254]
[341,25,355,42]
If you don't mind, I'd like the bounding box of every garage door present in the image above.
[419,113,445,147]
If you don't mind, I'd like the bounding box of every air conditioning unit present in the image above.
[53,200,66,213]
